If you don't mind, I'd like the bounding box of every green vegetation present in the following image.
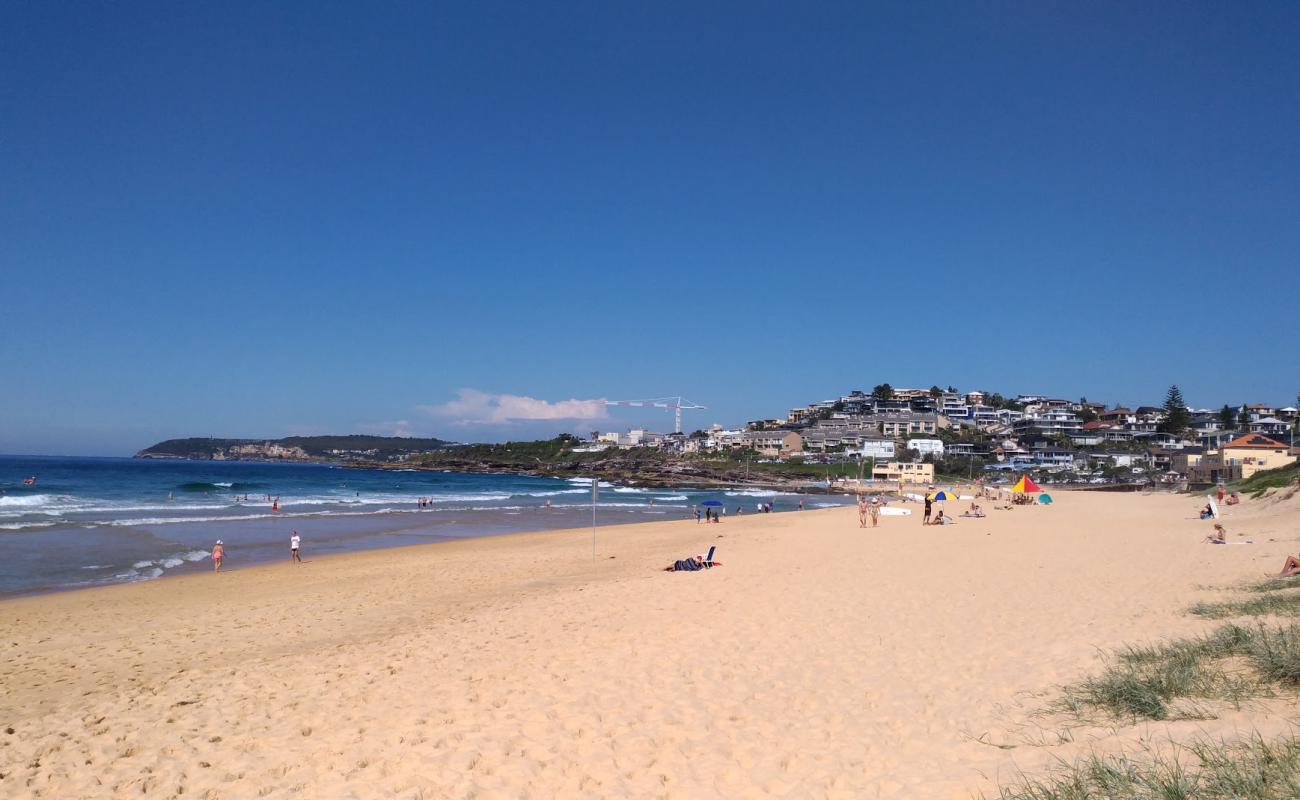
[1056,622,1300,721]
[138,435,451,460]
[1235,461,1300,496]
[1191,592,1300,620]
[988,735,1300,800]
[1220,403,1237,431]
[1159,384,1190,435]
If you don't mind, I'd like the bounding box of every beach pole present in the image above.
[591,478,597,561]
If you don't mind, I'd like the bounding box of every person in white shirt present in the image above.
[290,530,302,563]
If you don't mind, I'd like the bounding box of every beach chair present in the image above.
[701,545,718,568]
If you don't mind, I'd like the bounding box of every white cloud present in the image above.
[418,389,608,426]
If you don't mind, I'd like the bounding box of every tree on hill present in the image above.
[929,385,943,398]
[871,383,894,401]
[1238,407,1252,429]
[1219,405,1236,431]
[1159,385,1190,435]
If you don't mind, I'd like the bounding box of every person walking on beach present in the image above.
[858,496,868,528]
[212,540,224,572]
[869,497,881,528]
[923,496,933,525]
[290,530,301,563]
[798,498,804,510]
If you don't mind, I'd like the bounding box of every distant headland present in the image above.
[134,435,453,462]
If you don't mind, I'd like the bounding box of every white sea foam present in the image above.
[613,487,647,494]
[520,488,589,497]
[725,489,780,497]
[655,495,689,501]
[0,494,61,508]
[0,520,61,531]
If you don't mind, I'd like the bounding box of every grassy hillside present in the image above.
[1235,460,1300,496]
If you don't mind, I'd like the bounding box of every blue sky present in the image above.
[3,2,1298,455]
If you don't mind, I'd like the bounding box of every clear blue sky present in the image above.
[3,2,1298,455]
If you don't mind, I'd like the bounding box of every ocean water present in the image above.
[0,455,843,596]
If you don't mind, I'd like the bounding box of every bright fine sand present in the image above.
[4,490,1299,799]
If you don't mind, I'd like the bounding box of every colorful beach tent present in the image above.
[1039,493,1053,505]
[1011,475,1042,494]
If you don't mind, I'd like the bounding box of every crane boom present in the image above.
[602,396,706,434]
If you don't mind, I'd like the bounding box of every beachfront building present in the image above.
[854,438,896,460]
[1242,404,1277,421]
[906,438,944,457]
[1013,409,1082,438]
[1031,448,1075,467]
[1186,433,1297,485]
[1168,447,1207,477]
[737,430,803,458]
[878,413,945,437]
[1249,417,1291,436]
[939,393,969,419]
[871,460,935,485]
[1099,407,1136,426]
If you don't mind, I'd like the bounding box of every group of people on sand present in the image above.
[857,496,881,527]
[1197,491,1300,577]
[695,507,722,523]
[209,530,303,573]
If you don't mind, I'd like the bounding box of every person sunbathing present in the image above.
[1204,524,1226,544]
[663,554,722,571]
[1279,554,1300,578]
[1226,492,1241,506]
[961,503,986,518]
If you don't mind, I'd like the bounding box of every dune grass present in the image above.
[1247,578,1300,593]
[989,735,1300,800]
[1191,592,1300,620]
[1057,623,1300,721]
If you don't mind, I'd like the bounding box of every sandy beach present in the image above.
[3,489,1299,798]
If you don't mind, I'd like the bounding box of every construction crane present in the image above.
[602,396,707,434]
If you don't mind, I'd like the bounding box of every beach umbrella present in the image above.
[1039,493,1053,505]
[1011,475,1042,494]
[700,500,723,507]
[928,490,957,502]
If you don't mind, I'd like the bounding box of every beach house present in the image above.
[1187,433,1296,485]
[737,430,804,457]
[906,438,944,457]
[871,460,935,485]
[878,413,944,437]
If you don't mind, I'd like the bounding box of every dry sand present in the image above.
[3,489,1299,798]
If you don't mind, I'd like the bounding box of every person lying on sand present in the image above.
[1204,524,1226,544]
[1279,555,1300,578]
[663,554,722,572]
[1226,492,1241,506]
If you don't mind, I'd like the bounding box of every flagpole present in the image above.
[591,478,597,561]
